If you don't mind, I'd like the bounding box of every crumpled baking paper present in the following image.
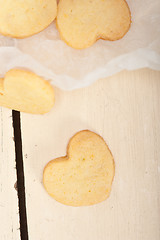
[0,0,160,90]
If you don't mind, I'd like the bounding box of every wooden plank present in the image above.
[21,69,160,240]
[0,108,20,240]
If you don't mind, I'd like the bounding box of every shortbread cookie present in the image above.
[57,0,131,49]
[43,130,115,206]
[0,0,57,38]
[0,69,55,114]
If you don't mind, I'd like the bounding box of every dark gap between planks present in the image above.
[12,110,29,240]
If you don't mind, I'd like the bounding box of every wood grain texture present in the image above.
[0,108,20,240]
[21,68,160,240]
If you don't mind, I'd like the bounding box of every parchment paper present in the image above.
[0,0,160,90]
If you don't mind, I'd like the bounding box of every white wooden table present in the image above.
[0,68,160,240]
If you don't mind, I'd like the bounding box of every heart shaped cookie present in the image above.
[43,130,115,206]
[0,0,57,38]
[0,69,55,114]
[56,0,131,49]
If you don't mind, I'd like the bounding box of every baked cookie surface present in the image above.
[0,0,57,38]
[43,130,115,206]
[57,0,131,49]
[0,69,55,114]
